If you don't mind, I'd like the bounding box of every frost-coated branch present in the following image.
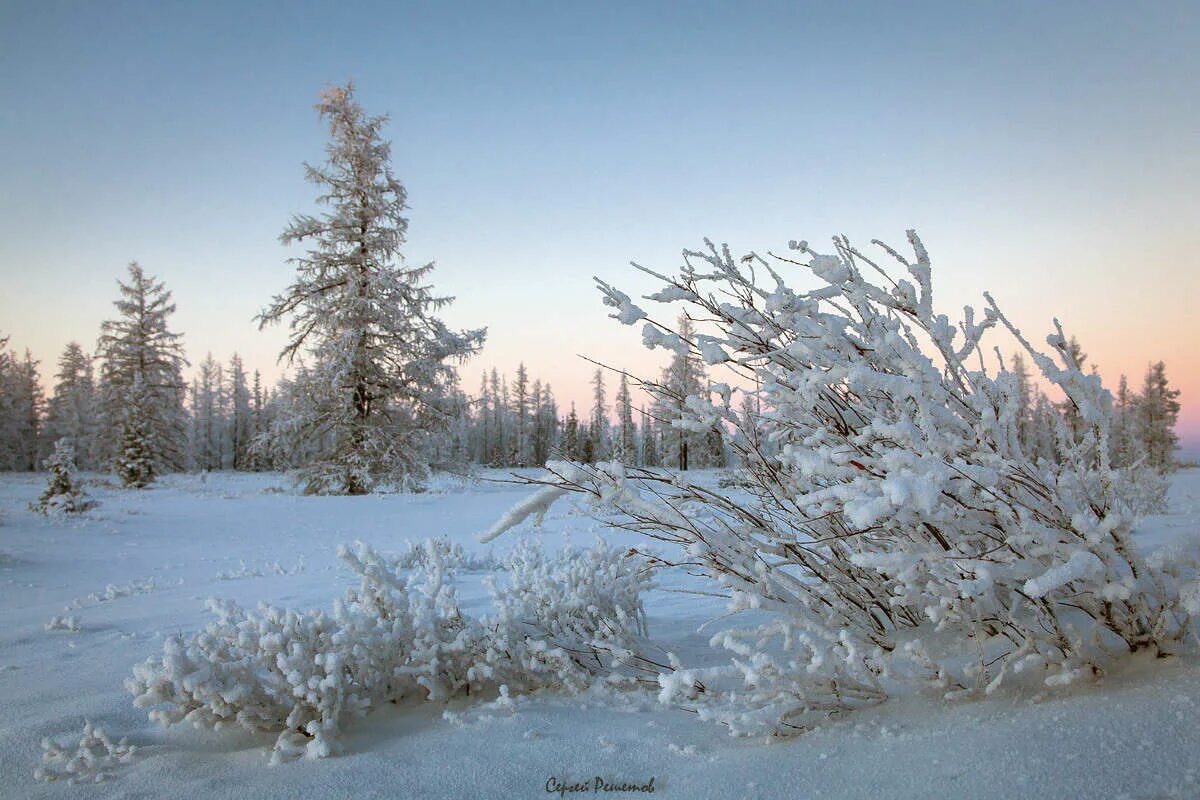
[493,229,1200,736]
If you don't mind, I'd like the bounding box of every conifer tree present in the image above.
[1056,336,1091,440]
[96,262,189,483]
[257,84,484,494]
[1110,374,1141,468]
[614,372,636,464]
[563,404,580,461]
[1137,361,1181,471]
[228,354,253,470]
[42,342,98,470]
[191,353,225,471]
[117,376,158,488]
[249,369,266,471]
[653,314,707,470]
[32,441,96,515]
[1010,352,1033,450]
[589,368,609,462]
[0,349,45,471]
[513,363,531,466]
[639,406,658,467]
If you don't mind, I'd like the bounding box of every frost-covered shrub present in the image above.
[34,721,136,784]
[479,538,654,692]
[128,537,652,762]
[391,536,501,573]
[215,557,306,580]
[488,230,1200,735]
[45,615,82,632]
[31,441,97,515]
[128,540,475,763]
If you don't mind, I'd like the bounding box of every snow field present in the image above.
[1,469,1199,799]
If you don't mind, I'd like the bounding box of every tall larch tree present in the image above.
[513,363,531,466]
[0,347,44,470]
[653,313,707,470]
[613,372,636,464]
[257,83,485,494]
[589,368,609,462]
[96,263,189,484]
[42,342,98,469]
[1137,361,1181,471]
[227,354,253,470]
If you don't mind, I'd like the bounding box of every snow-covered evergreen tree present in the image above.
[651,313,707,470]
[512,363,531,466]
[96,262,190,482]
[190,353,225,471]
[0,335,13,468]
[42,342,99,470]
[257,84,485,494]
[227,354,253,470]
[1137,361,1181,471]
[1010,352,1033,450]
[613,372,636,464]
[117,375,158,488]
[562,404,580,461]
[639,406,658,467]
[589,368,609,462]
[0,345,44,471]
[1056,335,1091,440]
[1110,374,1141,468]
[536,382,559,466]
[32,440,96,515]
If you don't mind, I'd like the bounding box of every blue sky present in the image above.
[1,1,1197,439]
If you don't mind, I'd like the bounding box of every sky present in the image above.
[0,1,1197,446]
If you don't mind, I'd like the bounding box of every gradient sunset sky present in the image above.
[1,1,1197,445]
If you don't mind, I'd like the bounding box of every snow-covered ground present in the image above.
[2,468,1199,799]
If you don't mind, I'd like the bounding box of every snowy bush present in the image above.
[128,537,652,762]
[45,615,82,632]
[391,536,501,573]
[487,230,1200,735]
[31,441,97,515]
[215,557,306,581]
[480,538,656,693]
[34,721,136,784]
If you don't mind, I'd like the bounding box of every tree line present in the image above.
[0,83,1185,492]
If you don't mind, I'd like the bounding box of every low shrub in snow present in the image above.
[45,615,82,633]
[127,537,652,762]
[215,557,306,581]
[34,721,136,784]
[31,441,97,516]
[486,230,1200,735]
[391,536,501,573]
[481,538,656,692]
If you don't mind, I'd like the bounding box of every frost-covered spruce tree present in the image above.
[227,354,253,470]
[489,230,1200,736]
[189,353,226,471]
[258,84,485,495]
[1136,361,1181,472]
[589,368,609,462]
[97,263,189,483]
[32,440,96,515]
[42,342,99,470]
[117,376,158,488]
[650,313,709,470]
[0,342,44,471]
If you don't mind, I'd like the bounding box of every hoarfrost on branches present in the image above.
[484,229,1200,735]
[34,721,137,784]
[31,441,97,515]
[256,84,485,495]
[127,537,654,762]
